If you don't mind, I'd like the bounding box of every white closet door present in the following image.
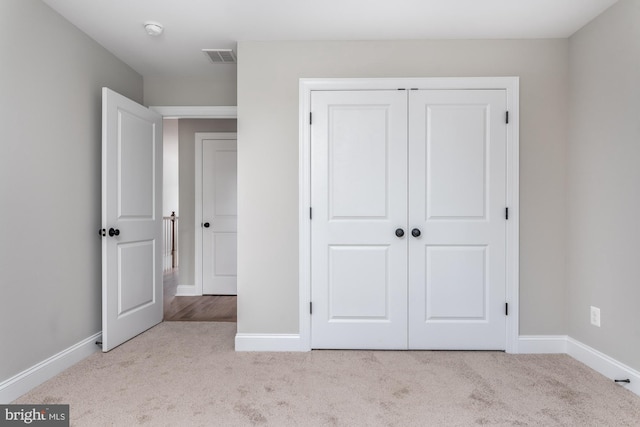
[407,90,507,350]
[310,90,408,349]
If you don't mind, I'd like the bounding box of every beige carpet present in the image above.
[15,322,640,426]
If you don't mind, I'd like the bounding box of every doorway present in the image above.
[195,132,238,296]
[153,110,238,322]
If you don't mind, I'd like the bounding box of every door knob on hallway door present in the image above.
[395,228,405,238]
[203,222,210,228]
[411,228,421,237]
[108,228,120,237]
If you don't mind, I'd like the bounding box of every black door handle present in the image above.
[203,222,210,228]
[395,228,405,238]
[411,228,421,238]
[108,228,120,237]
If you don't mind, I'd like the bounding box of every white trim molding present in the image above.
[567,337,640,397]
[149,106,237,119]
[0,332,102,404]
[235,333,303,352]
[175,284,200,296]
[299,77,520,353]
[516,335,639,397]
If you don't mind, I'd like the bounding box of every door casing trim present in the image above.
[149,106,237,119]
[298,77,520,352]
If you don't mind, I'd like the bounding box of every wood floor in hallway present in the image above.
[163,270,237,322]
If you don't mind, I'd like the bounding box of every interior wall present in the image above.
[178,119,237,291]
[143,73,237,107]
[163,119,179,217]
[0,0,142,382]
[237,39,569,336]
[567,0,640,371]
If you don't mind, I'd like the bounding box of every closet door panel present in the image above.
[311,90,408,349]
[408,90,507,350]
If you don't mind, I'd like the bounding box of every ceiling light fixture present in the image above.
[144,22,164,36]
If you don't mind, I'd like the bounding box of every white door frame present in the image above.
[299,77,520,353]
[148,106,237,297]
[194,132,238,296]
[149,106,237,119]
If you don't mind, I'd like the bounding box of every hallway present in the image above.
[163,271,237,322]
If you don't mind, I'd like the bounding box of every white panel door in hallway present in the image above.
[198,133,237,295]
[102,88,163,352]
[310,88,508,350]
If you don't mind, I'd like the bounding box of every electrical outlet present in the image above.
[590,306,601,327]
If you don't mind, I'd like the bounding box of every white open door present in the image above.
[101,88,163,352]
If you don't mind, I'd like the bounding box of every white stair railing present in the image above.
[162,212,179,272]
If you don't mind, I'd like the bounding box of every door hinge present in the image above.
[506,111,509,124]
[309,112,312,125]
[310,302,313,315]
[309,207,312,220]
[505,207,509,220]
[505,303,509,316]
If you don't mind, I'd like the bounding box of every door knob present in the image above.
[411,228,421,237]
[203,222,210,228]
[395,228,405,238]
[108,228,120,237]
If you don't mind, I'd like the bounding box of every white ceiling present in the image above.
[41,0,618,77]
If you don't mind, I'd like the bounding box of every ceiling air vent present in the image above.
[202,49,237,64]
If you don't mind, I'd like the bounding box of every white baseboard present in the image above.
[518,335,568,354]
[567,337,640,397]
[4,331,637,402]
[235,333,304,352]
[517,334,639,397]
[0,332,102,404]
[175,284,201,296]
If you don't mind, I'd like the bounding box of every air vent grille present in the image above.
[202,49,237,64]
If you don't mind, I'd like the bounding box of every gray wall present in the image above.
[0,0,142,382]
[567,0,640,371]
[163,119,180,217]
[144,73,237,106]
[237,40,570,335]
[177,119,237,290]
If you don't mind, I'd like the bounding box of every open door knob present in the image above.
[203,222,210,228]
[395,228,405,238]
[411,228,421,237]
[108,228,120,237]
